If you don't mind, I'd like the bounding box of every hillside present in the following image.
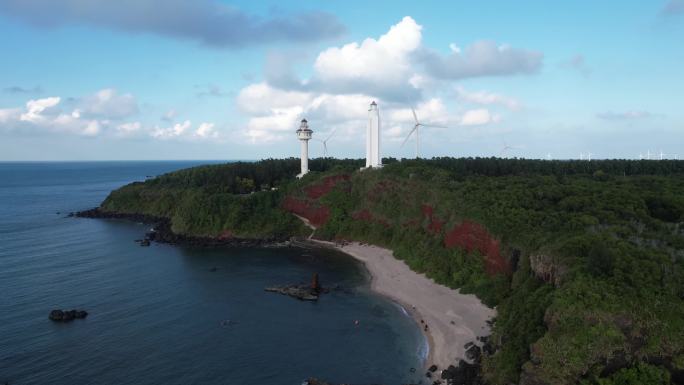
[92,158,684,385]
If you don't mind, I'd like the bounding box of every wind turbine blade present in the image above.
[421,124,448,129]
[401,125,418,148]
[325,128,337,142]
[411,108,418,124]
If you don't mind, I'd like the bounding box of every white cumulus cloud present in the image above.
[79,88,138,119]
[2,96,101,136]
[20,96,61,122]
[235,16,531,150]
[196,122,217,138]
[454,86,521,111]
[460,109,494,126]
[422,40,543,80]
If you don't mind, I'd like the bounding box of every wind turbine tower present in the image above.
[296,119,313,178]
[314,129,336,157]
[401,107,447,158]
[366,101,381,168]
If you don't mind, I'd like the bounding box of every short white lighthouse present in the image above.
[296,118,313,178]
[365,101,382,168]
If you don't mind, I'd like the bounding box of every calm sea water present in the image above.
[0,161,425,385]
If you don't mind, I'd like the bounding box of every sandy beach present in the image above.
[311,240,496,371]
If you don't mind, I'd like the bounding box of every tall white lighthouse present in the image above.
[365,101,382,168]
[296,118,313,178]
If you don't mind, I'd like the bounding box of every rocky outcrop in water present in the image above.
[49,309,88,322]
[265,285,320,301]
[265,272,329,301]
[303,379,348,385]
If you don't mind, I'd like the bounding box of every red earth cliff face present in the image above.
[305,174,350,199]
[283,174,350,227]
[285,177,510,276]
[281,196,330,227]
[444,221,510,275]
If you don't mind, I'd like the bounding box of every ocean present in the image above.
[0,161,425,385]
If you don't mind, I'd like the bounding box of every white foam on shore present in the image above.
[391,300,430,364]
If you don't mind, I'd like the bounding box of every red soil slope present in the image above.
[282,196,330,227]
[444,221,510,275]
[282,174,350,227]
[285,176,510,276]
[305,174,350,199]
[421,204,444,234]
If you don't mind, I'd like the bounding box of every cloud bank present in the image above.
[0,88,218,140]
[0,0,345,47]
[4,85,42,94]
[237,16,537,145]
[662,0,684,15]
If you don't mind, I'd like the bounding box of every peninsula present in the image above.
[79,157,684,385]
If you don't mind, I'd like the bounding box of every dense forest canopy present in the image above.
[98,157,684,385]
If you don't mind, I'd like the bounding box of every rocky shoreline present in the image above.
[74,208,289,248]
[304,340,492,385]
[73,208,494,385]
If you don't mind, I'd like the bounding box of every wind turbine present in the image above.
[401,108,447,158]
[313,129,336,157]
[499,141,520,158]
[657,151,679,160]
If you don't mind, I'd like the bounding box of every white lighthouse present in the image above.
[296,118,313,178]
[365,101,382,168]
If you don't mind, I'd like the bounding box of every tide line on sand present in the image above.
[310,240,496,371]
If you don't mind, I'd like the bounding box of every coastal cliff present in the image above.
[81,157,684,385]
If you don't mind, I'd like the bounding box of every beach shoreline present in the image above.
[307,239,496,371]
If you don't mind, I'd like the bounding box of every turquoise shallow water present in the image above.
[0,161,425,385]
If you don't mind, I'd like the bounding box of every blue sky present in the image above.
[0,0,682,160]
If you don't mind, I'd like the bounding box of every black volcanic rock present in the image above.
[49,309,88,322]
[265,285,319,301]
[48,310,64,321]
[465,344,481,362]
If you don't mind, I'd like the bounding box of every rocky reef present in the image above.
[265,272,328,301]
[49,309,88,322]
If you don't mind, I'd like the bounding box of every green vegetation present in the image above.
[100,158,363,238]
[98,157,684,384]
[582,363,671,385]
